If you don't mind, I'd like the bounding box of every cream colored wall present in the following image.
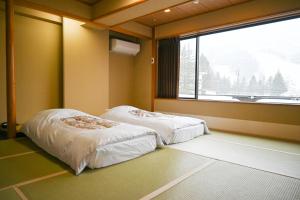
[155,99,300,142]
[0,11,62,124]
[109,52,134,108]
[132,39,152,111]
[63,18,109,115]
[155,99,300,125]
[15,14,62,123]
[109,39,153,110]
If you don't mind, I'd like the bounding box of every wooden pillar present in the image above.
[6,0,16,138]
[151,28,157,112]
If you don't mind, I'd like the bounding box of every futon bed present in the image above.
[21,109,163,175]
[101,106,209,144]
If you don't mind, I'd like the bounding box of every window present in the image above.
[178,17,300,104]
[179,38,196,98]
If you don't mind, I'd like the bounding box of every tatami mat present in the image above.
[210,131,300,154]
[155,161,300,200]
[170,134,300,179]
[19,148,212,200]
[0,188,21,200]
[0,138,39,158]
[1,135,300,200]
[0,151,68,189]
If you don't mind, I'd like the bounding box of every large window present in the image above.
[179,17,300,104]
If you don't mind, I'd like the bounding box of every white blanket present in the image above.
[101,106,209,144]
[21,109,163,175]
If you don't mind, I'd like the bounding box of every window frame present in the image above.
[178,15,300,105]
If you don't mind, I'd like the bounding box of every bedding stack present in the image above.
[101,106,209,144]
[21,109,163,175]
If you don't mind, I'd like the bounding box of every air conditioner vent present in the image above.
[110,39,140,56]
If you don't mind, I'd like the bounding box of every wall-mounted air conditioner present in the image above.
[110,39,140,56]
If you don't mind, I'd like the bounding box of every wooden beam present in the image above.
[113,21,152,38]
[109,0,191,28]
[12,0,151,39]
[111,26,151,40]
[94,0,189,26]
[151,28,157,112]
[92,0,147,20]
[6,0,16,138]
[15,0,92,19]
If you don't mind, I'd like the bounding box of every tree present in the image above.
[257,76,266,95]
[271,71,288,96]
[179,45,196,96]
[239,77,247,95]
[198,54,214,94]
[218,77,232,94]
[265,76,273,96]
[248,75,259,95]
[215,72,222,94]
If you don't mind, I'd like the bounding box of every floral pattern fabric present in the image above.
[61,116,119,129]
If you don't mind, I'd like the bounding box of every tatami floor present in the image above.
[170,131,300,178]
[0,131,299,200]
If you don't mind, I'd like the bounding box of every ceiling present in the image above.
[14,0,259,39]
[76,0,102,5]
[135,0,250,27]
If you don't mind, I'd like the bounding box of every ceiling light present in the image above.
[193,0,199,4]
[164,9,171,13]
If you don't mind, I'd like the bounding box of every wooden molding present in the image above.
[6,0,17,138]
[151,28,157,111]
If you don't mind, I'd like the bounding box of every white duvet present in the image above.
[21,109,163,175]
[101,106,209,144]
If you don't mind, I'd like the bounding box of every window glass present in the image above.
[179,38,196,98]
[179,17,300,104]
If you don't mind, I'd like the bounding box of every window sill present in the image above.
[155,97,300,106]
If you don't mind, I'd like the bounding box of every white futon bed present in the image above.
[101,106,209,144]
[21,109,163,175]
